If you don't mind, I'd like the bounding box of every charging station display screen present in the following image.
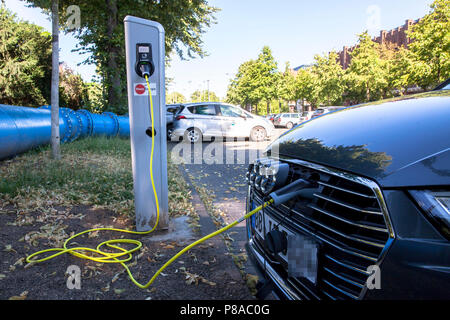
[138,46,150,53]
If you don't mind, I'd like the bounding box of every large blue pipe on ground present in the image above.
[0,104,130,160]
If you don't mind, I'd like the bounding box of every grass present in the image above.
[0,137,195,218]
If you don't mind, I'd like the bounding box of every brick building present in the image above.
[338,19,419,69]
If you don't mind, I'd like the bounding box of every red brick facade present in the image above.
[338,19,419,69]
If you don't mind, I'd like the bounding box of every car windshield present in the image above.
[441,83,450,90]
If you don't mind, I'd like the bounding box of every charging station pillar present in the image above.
[124,16,168,231]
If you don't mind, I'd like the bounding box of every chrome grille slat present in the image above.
[248,158,395,300]
[294,207,385,249]
[318,181,376,199]
[261,198,379,262]
[322,290,337,300]
[314,193,383,216]
[323,267,365,289]
[308,203,388,233]
[324,254,370,276]
[322,279,359,299]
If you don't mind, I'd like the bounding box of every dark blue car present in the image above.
[245,81,450,300]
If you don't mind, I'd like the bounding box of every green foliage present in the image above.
[277,62,297,102]
[294,67,320,107]
[312,51,345,105]
[0,136,195,218]
[407,0,450,89]
[227,0,449,110]
[226,46,278,114]
[189,90,220,102]
[59,63,89,110]
[167,91,186,104]
[226,59,259,109]
[84,81,106,113]
[344,32,389,103]
[0,7,52,106]
[24,0,219,114]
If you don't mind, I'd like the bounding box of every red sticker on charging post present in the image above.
[134,82,157,96]
[135,84,146,95]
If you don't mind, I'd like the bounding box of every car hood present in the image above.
[268,91,450,187]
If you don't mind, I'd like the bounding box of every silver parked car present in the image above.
[166,104,181,125]
[166,104,182,139]
[299,110,316,122]
[273,113,302,129]
[171,102,275,143]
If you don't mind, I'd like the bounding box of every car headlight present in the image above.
[410,190,450,240]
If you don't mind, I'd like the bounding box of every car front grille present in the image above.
[248,158,394,300]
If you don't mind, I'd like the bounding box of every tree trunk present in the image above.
[366,83,370,101]
[51,0,61,160]
[106,0,120,109]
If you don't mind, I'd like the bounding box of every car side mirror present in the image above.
[240,114,247,120]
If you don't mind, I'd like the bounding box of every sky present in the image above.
[5,0,434,99]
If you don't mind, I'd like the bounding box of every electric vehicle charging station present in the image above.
[124,16,168,231]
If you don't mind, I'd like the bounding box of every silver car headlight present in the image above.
[410,190,450,240]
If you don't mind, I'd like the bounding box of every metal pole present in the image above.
[51,0,61,160]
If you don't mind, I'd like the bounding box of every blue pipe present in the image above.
[0,105,130,160]
[77,109,94,137]
[117,115,130,137]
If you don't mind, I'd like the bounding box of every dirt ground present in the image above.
[0,202,256,300]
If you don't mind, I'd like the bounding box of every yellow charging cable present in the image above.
[26,77,273,289]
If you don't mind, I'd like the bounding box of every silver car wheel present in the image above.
[185,128,201,143]
[251,126,266,142]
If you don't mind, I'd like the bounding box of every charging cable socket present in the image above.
[135,43,155,78]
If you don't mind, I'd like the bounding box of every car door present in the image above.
[282,114,290,126]
[218,104,248,138]
[188,104,222,137]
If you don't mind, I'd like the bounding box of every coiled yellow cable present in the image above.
[26,76,273,289]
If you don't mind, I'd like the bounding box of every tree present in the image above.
[226,60,259,111]
[311,51,345,105]
[253,46,279,114]
[345,32,388,103]
[294,68,320,108]
[22,0,61,159]
[276,62,296,113]
[407,0,450,89]
[59,63,88,110]
[166,91,186,104]
[190,90,220,102]
[24,1,220,114]
[0,7,51,106]
[226,46,278,114]
[84,81,105,113]
[384,46,416,95]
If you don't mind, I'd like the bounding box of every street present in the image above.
[168,128,287,281]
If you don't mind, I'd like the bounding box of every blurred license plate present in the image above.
[252,210,318,284]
